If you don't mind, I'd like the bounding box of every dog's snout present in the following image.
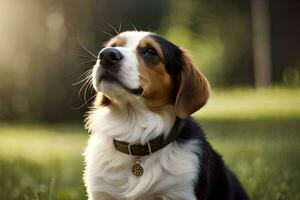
[99,48,123,67]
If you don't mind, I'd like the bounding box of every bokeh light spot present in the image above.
[46,12,65,30]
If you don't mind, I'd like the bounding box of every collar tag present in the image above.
[132,159,144,176]
[128,143,152,176]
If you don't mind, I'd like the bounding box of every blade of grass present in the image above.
[48,178,55,200]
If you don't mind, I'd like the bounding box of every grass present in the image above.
[0,87,300,199]
[0,125,87,200]
[196,87,300,119]
[201,118,300,200]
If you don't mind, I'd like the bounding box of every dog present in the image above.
[84,31,249,200]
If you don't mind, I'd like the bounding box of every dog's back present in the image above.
[177,117,249,200]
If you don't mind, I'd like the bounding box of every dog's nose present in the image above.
[99,48,123,67]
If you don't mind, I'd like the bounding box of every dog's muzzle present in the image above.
[97,48,123,83]
[95,48,143,95]
[99,47,123,67]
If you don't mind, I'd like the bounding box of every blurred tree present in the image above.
[0,0,169,122]
[251,0,272,88]
[269,0,300,86]
[161,0,253,86]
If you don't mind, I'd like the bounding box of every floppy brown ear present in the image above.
[175,50,210,119]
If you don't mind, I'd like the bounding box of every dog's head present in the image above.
[92,31,210,118]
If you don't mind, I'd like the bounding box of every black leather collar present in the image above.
[113,117,184,156]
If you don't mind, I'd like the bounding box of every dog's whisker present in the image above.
[77,60,97,66]
[108,23,119,35]
[137,81,145,97]
[131,23,138,31]
[79,58,97,63]
[78,57,97,62]
[138,74,147,79]
[72,94,97,110]
[72,75,91,86]
[77,37,98,58]
[101,31,114,38]
[79,70,92,79]
[83,75,94,102]
[88,81,94,94]
[78,69,93,79]
[118,23,122,33]
[138,74,149,83]
[73,69,92,87]
[84,81,89,102]
[77,74,92,85]
[71,53,95,59]
[78,77,92,97]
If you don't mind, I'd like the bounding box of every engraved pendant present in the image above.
[132,161,144,176]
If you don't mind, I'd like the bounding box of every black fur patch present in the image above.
[149,34,183,77]
[176,117,249,200]
[149,34,185,102]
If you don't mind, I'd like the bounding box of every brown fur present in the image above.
[139,37,164,60]
[175,50,210,118]
[137,37,173,110]
[94,93,111,108]
[105,36,127,47]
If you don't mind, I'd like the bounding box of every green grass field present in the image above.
[1,88,300,200]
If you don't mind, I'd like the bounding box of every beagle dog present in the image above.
[84,31,249,200]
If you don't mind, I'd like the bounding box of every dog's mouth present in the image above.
[99,71,118,83]
[98,71,143,95]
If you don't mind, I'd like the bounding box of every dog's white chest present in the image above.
[84,133,200,200]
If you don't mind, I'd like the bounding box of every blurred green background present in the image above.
[0,0,299,199]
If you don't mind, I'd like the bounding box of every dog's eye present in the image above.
[144,47,157,56]
[111,43,117,47]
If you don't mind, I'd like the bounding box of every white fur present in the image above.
[93,31,151,99]
[84,31,202,200]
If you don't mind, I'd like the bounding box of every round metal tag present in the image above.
[132,163,144,176]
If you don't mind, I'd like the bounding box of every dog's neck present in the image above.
[86,100,176,145]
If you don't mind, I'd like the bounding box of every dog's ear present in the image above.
[175,50,210,119]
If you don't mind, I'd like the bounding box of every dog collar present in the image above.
[113,117,184,157]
